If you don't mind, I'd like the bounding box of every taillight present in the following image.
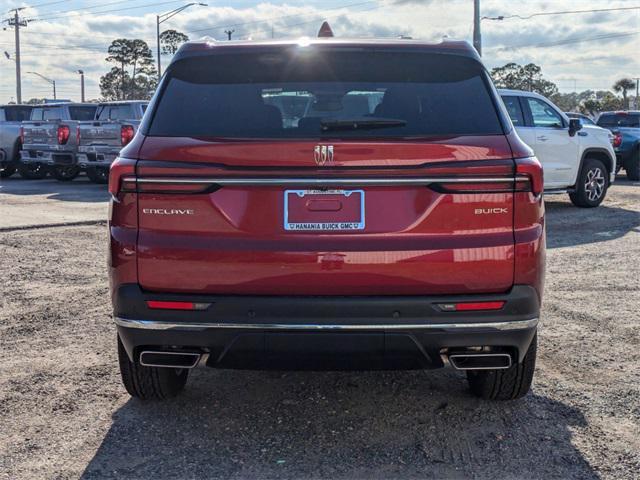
[57,125,70,145]
[121,125,135,146]
[515,156,543,196]
[108,157,137,196]
[76,126,81,146]
[19,126,24,145]
[612,132,622,148]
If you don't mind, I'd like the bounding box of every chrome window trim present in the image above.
[114,316,538,332]
[126,176,524,187]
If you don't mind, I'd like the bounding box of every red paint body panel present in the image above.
[129,138,525,296]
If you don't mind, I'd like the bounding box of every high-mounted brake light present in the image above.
[108,157,136,196]
[438,301,505,312]
[57,125,70,145]
[121,125,135,146]
[612,132,622,148]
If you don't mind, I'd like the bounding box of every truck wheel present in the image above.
[466,334,537,400]
[51,165,80,181]
[626,148,640,181]
[86,167,109,184]
[1,165,16,178]
[18,163,48,179]
[569,158,609,208]
[117,335,189,400]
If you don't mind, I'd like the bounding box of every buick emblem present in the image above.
[314,145,334,166]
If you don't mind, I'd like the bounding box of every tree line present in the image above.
[491,63,637,115]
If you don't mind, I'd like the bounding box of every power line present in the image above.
[183,0,378,36]
[491,31,639,51]
[483,5,640,21]
[28,0,158,20]
[31,0,186,22]
[3,0,67,14]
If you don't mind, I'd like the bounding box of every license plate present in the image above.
[284,189,365,231]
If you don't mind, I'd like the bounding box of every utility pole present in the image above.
[225,29,234,41]
[473,0,481,56]
[7,8,27,104]
[634,78,640,109]
[78,70,85,102]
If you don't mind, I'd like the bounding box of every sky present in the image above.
[0,0,638,103]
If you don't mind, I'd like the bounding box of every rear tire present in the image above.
[626,148,640,181]
[86,166,109,184]
[51,165,80,181]
[569,158,609,207]
[466,334,537,400]
[1,165,16,178]
[117,335,189,400]
[18,163,48,179]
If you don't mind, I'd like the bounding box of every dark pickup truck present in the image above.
[597,111,640,180]
[20,103,98,181]
[77,101,147,183]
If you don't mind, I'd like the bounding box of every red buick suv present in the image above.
[109,37,545,401]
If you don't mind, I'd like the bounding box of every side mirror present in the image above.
[568,118,582,137]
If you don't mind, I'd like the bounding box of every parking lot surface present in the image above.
[0,177,638,479]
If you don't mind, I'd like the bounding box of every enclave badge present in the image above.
[314,145,334,166]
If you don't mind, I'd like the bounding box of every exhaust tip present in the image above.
[139,351,201,369]
[449,353,512,370]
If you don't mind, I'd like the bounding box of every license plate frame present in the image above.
[284,189,365,231]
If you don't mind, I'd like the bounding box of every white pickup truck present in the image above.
[499,89,616,207]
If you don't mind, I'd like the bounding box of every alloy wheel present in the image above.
[584,167,605,201]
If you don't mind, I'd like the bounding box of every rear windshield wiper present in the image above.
[320,117,407,131]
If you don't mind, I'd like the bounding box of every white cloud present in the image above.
[0,0,638,102]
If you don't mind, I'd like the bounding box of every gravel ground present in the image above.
[0,179,638,479]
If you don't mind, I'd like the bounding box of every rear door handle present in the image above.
[537,136,548,142]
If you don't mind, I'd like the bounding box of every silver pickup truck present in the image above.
[20,103,98,181]
[0,104,37,178]
[77,101,147,183]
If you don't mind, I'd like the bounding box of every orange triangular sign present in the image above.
[317,21,334,37]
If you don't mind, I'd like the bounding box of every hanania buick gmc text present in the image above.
[108,36,545,401]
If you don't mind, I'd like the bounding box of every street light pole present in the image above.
[473,0,482,56]
[78,70,85,102]
[27,71,56,100]
[156,3,207,81]
[156,15,161,81]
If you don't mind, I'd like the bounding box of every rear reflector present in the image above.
[438,301,505,312]
[146,300,210,310]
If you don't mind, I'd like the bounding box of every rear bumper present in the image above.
[115,284,539,370]
[77,150,118,167]
[21,149,76,166]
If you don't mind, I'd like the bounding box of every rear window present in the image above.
[597,113,640,128]
[149,49,504,138]
[96,104,134,121]
[69,106,97,121]
[2,106,32,121]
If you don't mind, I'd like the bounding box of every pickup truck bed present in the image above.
[77,101,147,183]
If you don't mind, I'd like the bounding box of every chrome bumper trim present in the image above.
[127,176,525,187]
[114,317,538,332]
